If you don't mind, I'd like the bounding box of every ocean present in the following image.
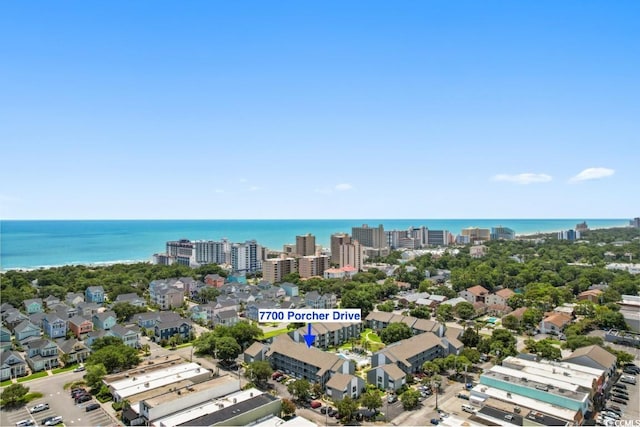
[0,219,631,270]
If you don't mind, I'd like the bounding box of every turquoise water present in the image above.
[0,219,630,270]
[486,317,499,324]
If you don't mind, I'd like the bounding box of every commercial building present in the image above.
[490,226,516,240]
[166,239,196,266]
[460,227,491,243]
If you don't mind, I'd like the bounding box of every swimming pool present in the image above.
[486,317,499,324]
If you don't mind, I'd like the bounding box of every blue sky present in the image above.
[1,1,638,219]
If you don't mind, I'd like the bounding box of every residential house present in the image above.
[280,282,299,297]
[428,294,448,305]
[539,312,573,335]
[266,335,353,388]
[578,289,603,303]
[135,312,182,330]
[366,364,406,392]
[204,274,225,288]
[114,293,146,307]
[42,314,67,339]
[304,291,337,309]
[55,338,90,364]
[26,339,59,372]
[290,322,362,349]
[4,310,28,331]
[470,245,488,258]
[111,325,141,348]
[23,298,43,314]
[504,307,528,322]
[154,318,192,342]
[246,302,275,322]
[29,312,46,328]
[190,305,209,323]
[65,292,85,307]
[369,333,446,375]
[14,320,41,342]
[43,295,61,308]
[0,327,12,351]
[53,303,78,319]
[92,311,117,330]
[214,309,239,327]
[85,330,115,348]
[85,286,105,304]
[76,302,101,317]
[326,373,365,401]
[155,286,185,310]
[257,280,272,290]
[0,303,15,317]
[244,342,266,364]
[68,315,93,338]
[459,285,490,305]
[0,350,27,380]
[563,345,617,379]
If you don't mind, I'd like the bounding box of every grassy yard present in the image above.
[53,366,77,374]
[360,329,385,352]
[0,380,12,387]
[263,328,289,339]
[17,371,48,383]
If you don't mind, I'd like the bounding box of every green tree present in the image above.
[380,322,412,344]
[287,379,311,402]
[1,383,29,406]
[87,342,140,373]
[502,315,520,331]
[229,322,263,349]
[409,306,431,319]
[245,361,272,385]
[197,287,221,303]
[92,336,126,351]
[281,398,296,417]
[341,290,375,318]
[215,336,241,363]
[522,308,543,330]
[422,360,440,376]
[85,363,108,391]
[112,302,147,322]
[400,389,421,410]
[336,396,359,422]
[360,390,382,412]
[461,348,481,364]
[194,331,218,355]
[460,328,480,347]
[436,304,453,322]
[454,301,476,320]
[377,301,395,312]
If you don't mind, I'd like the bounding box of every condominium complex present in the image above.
[338,240,364,271]
[352,224,386,249]
[295,233,316,256]
[490,226,516,240]
[330,233,351,265]
[297,255,329,278]
[460,227,491,243]
[262,257,297,284]
[231,240,262,273]
[193,239,230,265]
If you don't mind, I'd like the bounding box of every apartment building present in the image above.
[298,255,329,279]
[330,233,351,265]
[290,322,362,349]
[262,257,297,284]
[369,333,446,375]
[231,240,262,273]
[338,240,364,271]
[352,224,386,249]
[296,233,316,256]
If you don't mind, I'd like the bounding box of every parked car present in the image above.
[29,403,49,413]
[504,414,515,421]
[15,420,35,427]
[76,394,92,403]
[41,417,56,426]
[457,393,470,400]
[607,405,622,413]
[44,416,63,426]
[610,397,628,405]
[611,393,628,401]
[387,394,398,403]
[73,365,86,372]
[613,384,627,390]
[310,400,322,409]
[430,418,440,425]
[85,403,101,412]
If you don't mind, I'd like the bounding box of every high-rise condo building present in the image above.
[231,240,262,273]
[296,233,316,256]
[460,227,491,243]
[490,227,516,241]
[351,224,386,249]
[338,240,364,271]
[263,257,297,284]
[330,233,351,265]
[194,239,230,265]
[298,255,330,279]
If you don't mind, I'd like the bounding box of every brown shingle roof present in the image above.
[543,312,572,328]
[466,285,490,296]
[564,345,617,369]
[495,288,515,299]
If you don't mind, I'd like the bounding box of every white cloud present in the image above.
[569,167,615,183]
[491,173,552,184]
[334,183,354,191]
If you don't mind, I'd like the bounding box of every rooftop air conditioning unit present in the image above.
[144,382,150,387]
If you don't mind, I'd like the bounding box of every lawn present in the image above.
[53,366,77,374]
[17,371,48,383]
[360,329,385,352]
[263,328,289,339]
[0,379,12,387]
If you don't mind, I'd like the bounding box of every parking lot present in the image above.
[602,372,640,423]
[2,394,113,427]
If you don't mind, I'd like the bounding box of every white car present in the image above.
[29,403,49,413]
[44,416,63,426]
[15,420,35,427]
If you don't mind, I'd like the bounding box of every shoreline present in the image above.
[2,224,634,273]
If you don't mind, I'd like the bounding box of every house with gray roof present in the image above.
[326,373,365,401]
[111,324,141,348]
[26,338,59,372]
[0,350,27,381]
[214,309,239,327]
[43,313,67,339]
[92,311,117,330]
[304,291,337,309]
[290,322,362,349]
[85,286,105,304]
[0,327,11,351]
[114,293,146,307]
[43,295,61,308]
[66,292,85,306]
[366,363,406,392]
[4,310,29,331]
[14,320,41,342]
[76,302,101,317]
[23,298,43,314]
[243,342,266,364]
[55,338,90,364]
